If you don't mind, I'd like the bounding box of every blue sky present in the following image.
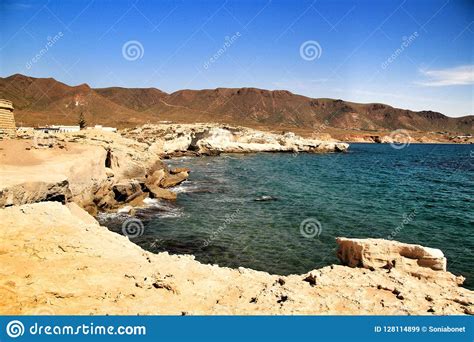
[1,0,473,117]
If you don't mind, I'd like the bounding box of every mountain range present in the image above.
[1,74,472,134]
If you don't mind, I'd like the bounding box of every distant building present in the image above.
[35,125,80,133]
[87,125,117,132]
[0,99,16,137]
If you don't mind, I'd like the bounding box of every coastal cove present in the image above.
[2,126,473,315]
[99,143,474,290]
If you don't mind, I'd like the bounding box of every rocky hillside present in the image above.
[1,73,472,133]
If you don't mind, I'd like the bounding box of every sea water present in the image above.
[99,144,473,288]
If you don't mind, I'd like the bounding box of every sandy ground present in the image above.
[0,139,106,196]
[0,140,93,187]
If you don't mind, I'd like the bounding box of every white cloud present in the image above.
[417,65,474,86]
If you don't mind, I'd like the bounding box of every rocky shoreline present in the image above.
[1,123,348,213]
[0,123,473,315]
[1,202,472,315]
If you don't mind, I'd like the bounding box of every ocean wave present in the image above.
[97,198,184,224]
[172,181,220,194]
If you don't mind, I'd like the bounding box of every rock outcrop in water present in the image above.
[336,237,448,272]
[0,201,472,315]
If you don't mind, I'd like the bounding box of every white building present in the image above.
[35,125,80,133]
[87,125,117,132]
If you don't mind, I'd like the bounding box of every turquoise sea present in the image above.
[100,144,474,289]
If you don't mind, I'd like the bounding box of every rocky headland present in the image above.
[0,123,473,315]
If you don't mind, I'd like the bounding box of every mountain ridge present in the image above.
[1,73,472,133]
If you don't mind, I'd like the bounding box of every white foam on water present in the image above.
[97,211,128,221]
[172,182,199,193]
[143,197,159,205]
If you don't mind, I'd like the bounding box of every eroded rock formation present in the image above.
[336,237,465,286]
[122,123,349,155]
[336,237,448,272]
[0,129,185,213]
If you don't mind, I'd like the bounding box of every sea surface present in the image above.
[99,143,474,289]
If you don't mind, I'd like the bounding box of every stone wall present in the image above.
[0,99,16,137]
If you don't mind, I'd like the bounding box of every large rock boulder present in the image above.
[112,180,143,202]
[146,169,166,186]
[66,202,99,225]
[160,171,189,188]
[145,183,177,200]
[170,167,191,174]
[163,134,192,154]
[336,237,447,272]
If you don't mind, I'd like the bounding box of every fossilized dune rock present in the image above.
[336,237,448,272]
[0,139,106,207]
[0,202,472,315]
[0,130,181,212]
[122,123,349,155]
[145,183,177,200]
[160,171,189,188]
[196,127,349,154]
[0,180,71,207]
[163,134,193,154]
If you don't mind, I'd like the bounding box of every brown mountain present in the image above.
[0,74,159,127]
[1,74,472,134]
[94,87,167,112]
